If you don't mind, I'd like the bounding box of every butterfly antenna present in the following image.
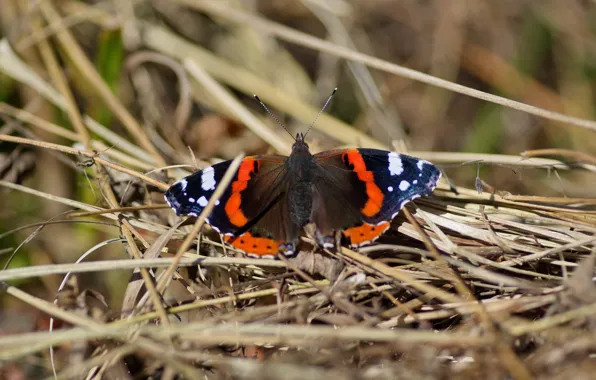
[304,87,337,138]
[254,95,295,140]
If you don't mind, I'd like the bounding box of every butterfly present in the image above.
[165,132,441,258]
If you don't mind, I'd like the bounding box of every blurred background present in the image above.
[1,0,595,374]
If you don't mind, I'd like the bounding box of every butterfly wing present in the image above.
[165,155,300,258]
[311,148,441,247]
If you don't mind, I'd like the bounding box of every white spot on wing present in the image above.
[387,186,394,192]
[198,196,208,207]
[388,152,404,176]
[188,197,195,203]
[417,160,425,170]
[215,200,220,206]
[399,194,420,210]
[413,180,418,185]
[201,166,216,191]
[399,180,410,191]
[175,179,188,191]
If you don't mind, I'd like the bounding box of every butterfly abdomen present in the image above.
[288,181,313,227]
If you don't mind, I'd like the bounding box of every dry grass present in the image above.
[1,1,596,379]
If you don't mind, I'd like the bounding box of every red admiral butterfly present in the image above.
[165,94,441,258]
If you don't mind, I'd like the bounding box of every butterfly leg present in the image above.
[279,242,296,257]
[304,222,336,250]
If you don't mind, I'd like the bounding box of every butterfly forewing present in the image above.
[165,155,300,257]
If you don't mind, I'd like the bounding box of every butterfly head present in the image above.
[292,132,310,153]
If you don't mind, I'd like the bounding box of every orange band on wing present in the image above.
[225,232,282,256]
[225,158,261,227]
[342,150,384,217]
[344,221,390,246]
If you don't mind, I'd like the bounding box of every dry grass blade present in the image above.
[0,257,287,282]
[0,319,492,357]
[0,102,154,170]
[121,221,183,318]
[415,151,596,172]
[0,134,167,190]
